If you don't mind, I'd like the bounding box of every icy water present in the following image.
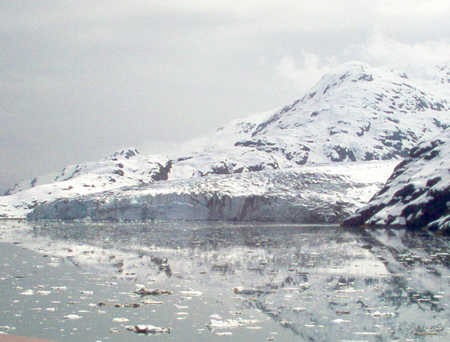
[0,221,449,342]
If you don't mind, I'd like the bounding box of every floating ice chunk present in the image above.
[80,290,93,295]
[354,331,381,335]
[37,290,51,296]
[207,319,259,330]
[336,288,364,293]
[126,325,170,334]
[19,289,34,295]
[370,311,395,318]
[331,318,350,324]
[134,287,172,296]
[142,299,163,305]
[113,317,129,322]
[0,326,15,331]
[207,319,240,329]
[64,314,82,320]
[180,290,202,296]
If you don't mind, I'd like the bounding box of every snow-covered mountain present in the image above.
[0,149,170,218]
[2,61,450,221]
[343,129,450,233]
[178,62,450,170]
[5,149,171,196]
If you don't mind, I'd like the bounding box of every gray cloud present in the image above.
[1,0,450,193]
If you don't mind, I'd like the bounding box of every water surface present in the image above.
[0,221,449,341]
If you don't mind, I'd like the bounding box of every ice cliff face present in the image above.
[2,61,450,221]
[343,130,450,233]
[27,162,393,222]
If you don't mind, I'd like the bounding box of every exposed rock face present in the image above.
[343,130,450,233]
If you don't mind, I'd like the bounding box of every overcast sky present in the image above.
[2,1,450,193]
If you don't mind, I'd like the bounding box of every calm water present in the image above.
[0,220,449,341]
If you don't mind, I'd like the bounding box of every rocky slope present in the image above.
[2,61,450,221]
[343,130,450,233]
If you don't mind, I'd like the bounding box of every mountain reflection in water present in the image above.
[1,221,450,341]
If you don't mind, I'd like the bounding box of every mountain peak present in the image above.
[304,61,411,103]
[108,148,140,160]
[194,62,450,167]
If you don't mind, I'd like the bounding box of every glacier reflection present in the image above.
[2,221,450,341]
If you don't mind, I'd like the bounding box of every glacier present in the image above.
[26,162,395,222]
[2,61,450,223]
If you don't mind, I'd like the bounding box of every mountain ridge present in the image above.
[181,61,450,172]
[2,61,450,221]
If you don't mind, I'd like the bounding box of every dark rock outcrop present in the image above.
[343,131,450,233]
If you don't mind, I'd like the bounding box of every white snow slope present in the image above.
[178,61,450,169]
[2,61,450,221]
